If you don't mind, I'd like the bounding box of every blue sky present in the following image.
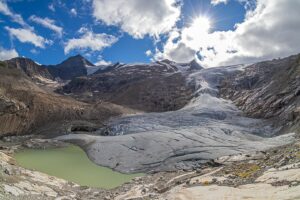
[0,0,246,65]
[0,0,299,67]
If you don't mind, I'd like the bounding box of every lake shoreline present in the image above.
[14,144,143,189]
[0,134,299,199]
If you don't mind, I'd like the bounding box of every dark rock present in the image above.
[46,54,93,80]
[5,57,53,80]
[59,62,195,112]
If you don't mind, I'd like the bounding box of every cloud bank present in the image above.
[29,15,63,37]
[92,0,181,39]
[156,0,300,67]
[64,29,118,54]
[5,27,52,48]
[0,0,26,26]
[0,46,18,60]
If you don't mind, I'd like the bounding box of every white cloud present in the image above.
[78,26,89,34]
[238,0,257,10]
[29,15,63,37]
[95,59,111,66]
[0,46,18,60]
[157,0,300,67]
[211,0,228,5]
[145,50,152,56]
[30,49,39,55]
[5,27,52,48]
[48,3,55,12]
[0,1,12,16]
[64,29,118,54]
[211,0,256,9]
[0,0,26,26]
[160,42,196,63]
[92,0,181,38]
[70,8,77,16]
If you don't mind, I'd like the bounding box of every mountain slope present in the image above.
[219,54,300,134]
[46,54,94,80]
[59,61,199,112]
[0,61,132,137]
[1,54,299,173]
[4,57,53,80]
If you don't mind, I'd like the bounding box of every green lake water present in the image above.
[14,145,143,189]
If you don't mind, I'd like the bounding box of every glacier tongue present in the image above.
[57,65,295,173]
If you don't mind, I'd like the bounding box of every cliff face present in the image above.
[219,54,300,133]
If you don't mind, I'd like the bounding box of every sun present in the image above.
[191,16,211,33]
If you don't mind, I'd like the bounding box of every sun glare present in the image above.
[192,16,211,33]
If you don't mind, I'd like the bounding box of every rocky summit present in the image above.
[45,54,94,80]
[0,54,300,199]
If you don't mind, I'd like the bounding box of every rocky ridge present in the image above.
[45,54,93,80]
[4,57,53,81]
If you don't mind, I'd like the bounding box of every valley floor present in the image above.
[0,137,299,199]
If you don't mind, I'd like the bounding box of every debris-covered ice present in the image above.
[57,65,295,173]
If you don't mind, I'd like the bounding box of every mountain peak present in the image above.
[61,55,95,67]
[65,54,85,61]
[9,57,37,64]
[5,57,53,79]
[159,59,174,64]
[46,55,95,80]
[189,59,203,70]
[72,54,84,59]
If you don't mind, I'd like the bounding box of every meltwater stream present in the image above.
[57,66,295,173]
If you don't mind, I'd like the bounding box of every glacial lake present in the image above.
[14,145,143,189]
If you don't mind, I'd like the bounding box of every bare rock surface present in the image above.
[60,60,197,112]
[220,54,300,133]
[115,141,300,200]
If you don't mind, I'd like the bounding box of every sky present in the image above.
[0,0,300,67]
